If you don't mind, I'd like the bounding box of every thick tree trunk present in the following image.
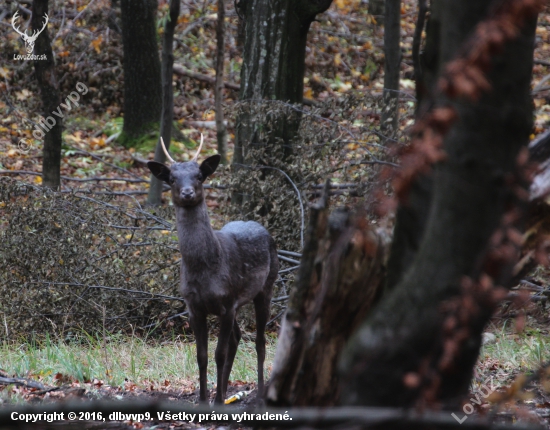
[147,0,179,205]
[380,0,402,139]
[267,184,389,406]
[340,0,538,409]
[233,0,332,172]
[32,0,62,189]
[215,0,228,164]
[120,0,162,145]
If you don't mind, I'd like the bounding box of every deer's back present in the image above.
[216,221,276,307]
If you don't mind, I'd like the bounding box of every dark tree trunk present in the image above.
[370,0,385,23]
[147,0,179,205]
[233,0,332,166]
[380,0,402,138]
[215,0,228,164]
[32,0,62,189]
[383,0,441,292]
[267,185,389,406]
[120,0,162,145]
[340,0,538,409]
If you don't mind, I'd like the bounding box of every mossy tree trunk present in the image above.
[340,0,538,410]
[32,0,62,189]
[120,0,162,146]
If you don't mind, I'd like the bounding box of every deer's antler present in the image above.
[160,137,176,164]
[191,134,204,162]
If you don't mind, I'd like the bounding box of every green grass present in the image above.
[0,333,277,390]
[476,323,550,383]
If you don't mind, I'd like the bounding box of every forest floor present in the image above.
[1,0,550,428]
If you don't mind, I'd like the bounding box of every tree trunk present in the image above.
[380,0,401,139]
[32,0,62,189]
[232,0,332,206]
[120,0,162,145]
[147,0,179,205]
[340,0,538,409]
[370,0,385,23]
[215,0,228,164]
[267,184,389,406]
[383,0,441,292]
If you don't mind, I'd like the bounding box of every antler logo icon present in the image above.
[12,11,49,54]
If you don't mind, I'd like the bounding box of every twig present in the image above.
[34,282,185,302]
[278,250,302,258]
[278,255,301,265]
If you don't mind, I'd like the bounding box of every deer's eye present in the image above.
[197,173,203,181]
[169,177,175,184]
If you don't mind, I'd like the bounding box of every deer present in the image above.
[147,136,279,405]
[12,11,49,54]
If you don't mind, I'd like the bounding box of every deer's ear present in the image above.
[147,161,171,183]
[199,155,221,180]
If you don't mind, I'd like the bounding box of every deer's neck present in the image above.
[175,202,221,270]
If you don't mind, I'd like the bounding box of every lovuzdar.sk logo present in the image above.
[12,11,48,60]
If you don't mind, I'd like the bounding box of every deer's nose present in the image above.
[180,187,195,200]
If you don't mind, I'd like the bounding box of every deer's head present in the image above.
[148,136,221,208]
[12,11,49,54]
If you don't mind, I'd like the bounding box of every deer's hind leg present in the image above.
[253,292,270,398]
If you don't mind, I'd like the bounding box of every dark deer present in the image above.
[147,137,278,404]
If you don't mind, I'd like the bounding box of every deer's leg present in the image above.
[214,308,235,404]
[221,319,241,393]
[190,311,209,403]
[253,292,269,398]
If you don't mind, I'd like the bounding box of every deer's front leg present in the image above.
[190,310,209,403]
[214,308,235,404]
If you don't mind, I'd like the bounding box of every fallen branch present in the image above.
[0,377,47,390]
[173,64,317,106]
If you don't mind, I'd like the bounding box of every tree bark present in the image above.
[341,0,538,409]
[233,0,332,165]
[380,0,402,139]
[147,0,179,205]
[32,0,62,189]
[370,0,385,23]
[267,184,389,406]
[120,0,162,145]
[383,0,439,293]
[215,0,228,164]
